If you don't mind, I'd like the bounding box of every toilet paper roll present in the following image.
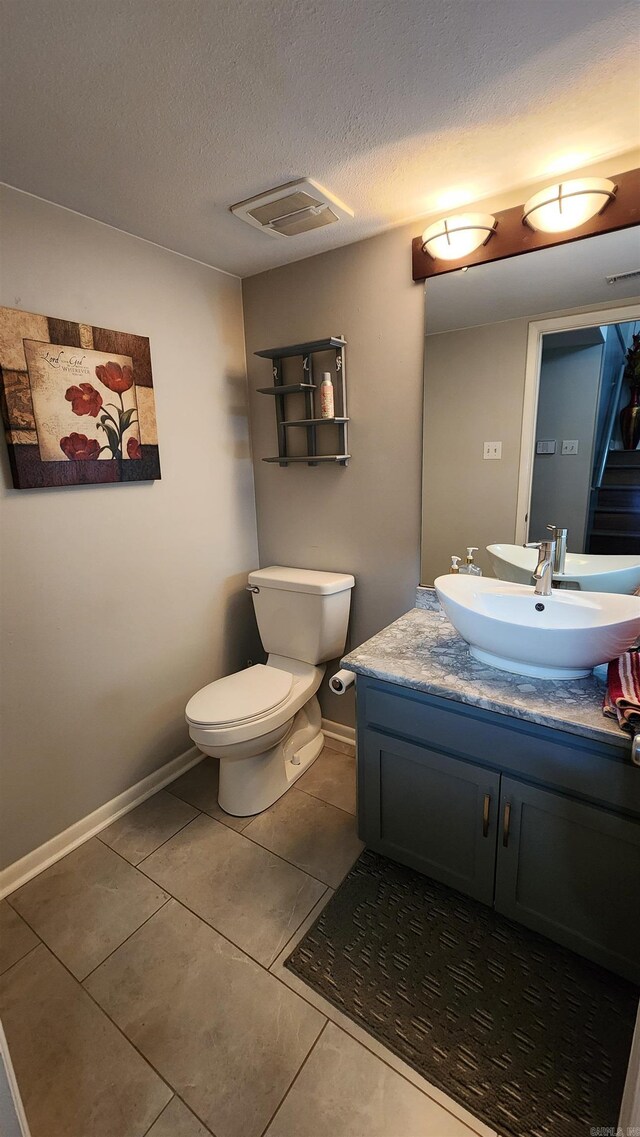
[329,669,356,695]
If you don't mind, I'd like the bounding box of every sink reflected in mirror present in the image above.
[435,574,640,680]
[487,543,640,595]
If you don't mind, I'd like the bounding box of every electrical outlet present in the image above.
[483,441,502,460]
[561,439,579,455]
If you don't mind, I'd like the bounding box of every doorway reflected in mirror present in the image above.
[528,318,639,556]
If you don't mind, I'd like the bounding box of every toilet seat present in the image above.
[186,656,323,749]
[185,664,293,728]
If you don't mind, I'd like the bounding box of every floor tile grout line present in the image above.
[4,749,350,899]
[292,782,356,817]
[1,754,487,1134]
[135,806,346,892]
[139,1093,218,1137]
[125,881,319,975]
[0,940,43,981]
[25,930,212,1134]
[80,897,173,983]
[227,820,355,891]
[258,892,492,1133]
[3,811,202,907]
[96,803,203,866]
[78,902,314,1137]
[268,886,332,966]
[268,913,494,1134]
[138,1094,177,1137]
[6,836,323,991]
[4,777,356,983]
[8,899,486,1137]
[257,1018,330,1137]
[4,863,488,1133]
[0,926,182,1127]
[2,763,486,1133]
[83,990,212,1134]
[266,964,488,1137]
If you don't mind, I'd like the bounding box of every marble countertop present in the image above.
[341,594,631,751]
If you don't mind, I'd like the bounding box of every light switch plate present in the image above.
[483,441,502,460]
[536,439,556,455]
[562,439,579,455]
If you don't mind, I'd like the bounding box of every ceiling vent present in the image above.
[230,179,354,238]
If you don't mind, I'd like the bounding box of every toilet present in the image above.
[185,566,355,816]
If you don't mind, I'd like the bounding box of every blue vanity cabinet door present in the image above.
[495,777,640,985]
[359,729,501,904]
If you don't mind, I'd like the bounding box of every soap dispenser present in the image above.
[460,548,482,576]
[450,555,461,574]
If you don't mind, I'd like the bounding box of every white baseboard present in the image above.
[0,746,202,900]
[321,717,356,753]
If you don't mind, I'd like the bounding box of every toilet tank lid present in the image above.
[248,566,355,595]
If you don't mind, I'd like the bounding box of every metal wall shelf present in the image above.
[255,337,346,360]
[255,336,349,467]
[282,416,349,427]
[263,454,350,465]
[257,382,316,395]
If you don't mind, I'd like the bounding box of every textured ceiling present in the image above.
[1,0,638,277]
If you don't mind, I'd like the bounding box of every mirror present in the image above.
[421,227,640,592]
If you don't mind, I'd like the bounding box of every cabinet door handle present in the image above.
[482,793,491,838]
[502,801,511,847]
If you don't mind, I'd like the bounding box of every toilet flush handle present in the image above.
[245,585,260,593]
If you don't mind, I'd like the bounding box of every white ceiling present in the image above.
[1,0,638,278]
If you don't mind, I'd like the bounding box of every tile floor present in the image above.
[0,745,496,1137]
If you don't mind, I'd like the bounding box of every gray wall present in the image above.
[529,343,603,549]
[242,227,425,727]
[0,186,259,871]
[422,317,529,582]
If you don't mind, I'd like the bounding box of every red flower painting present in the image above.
[59,432,101,461]
[65,383,103,417]
[95,361,134,394]
[59,359,140,462]
[91,360,140,459]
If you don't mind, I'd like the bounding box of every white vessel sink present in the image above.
[487,543,640,595]
[435,574,640,679]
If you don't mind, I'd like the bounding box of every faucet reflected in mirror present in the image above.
[421,226,640,594]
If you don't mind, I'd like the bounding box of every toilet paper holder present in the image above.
[330,669,355,695]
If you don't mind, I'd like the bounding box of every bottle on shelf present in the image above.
[459,547,482,576]
[320,373,335,419]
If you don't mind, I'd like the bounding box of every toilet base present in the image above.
[218,695,324,816]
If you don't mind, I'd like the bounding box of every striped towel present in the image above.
[603,650,640,733]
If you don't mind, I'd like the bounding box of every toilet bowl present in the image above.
[185,567,354,816]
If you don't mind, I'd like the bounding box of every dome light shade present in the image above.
[523,178,617,234]
[421,213,497,260]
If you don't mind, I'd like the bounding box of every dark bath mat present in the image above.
[285,849,638,1137]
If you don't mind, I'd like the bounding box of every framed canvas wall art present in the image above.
[0,306,161,489]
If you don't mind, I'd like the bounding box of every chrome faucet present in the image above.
[525,538,556,596]
[547,525,568,574]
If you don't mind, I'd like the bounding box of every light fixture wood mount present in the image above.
[412,167,640,282]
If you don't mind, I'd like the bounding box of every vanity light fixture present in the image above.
[421,213,497,261]
[522,178,617,234]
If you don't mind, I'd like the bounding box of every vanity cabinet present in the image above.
[356,676,640,984]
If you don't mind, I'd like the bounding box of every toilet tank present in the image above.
[247,566,355,665]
